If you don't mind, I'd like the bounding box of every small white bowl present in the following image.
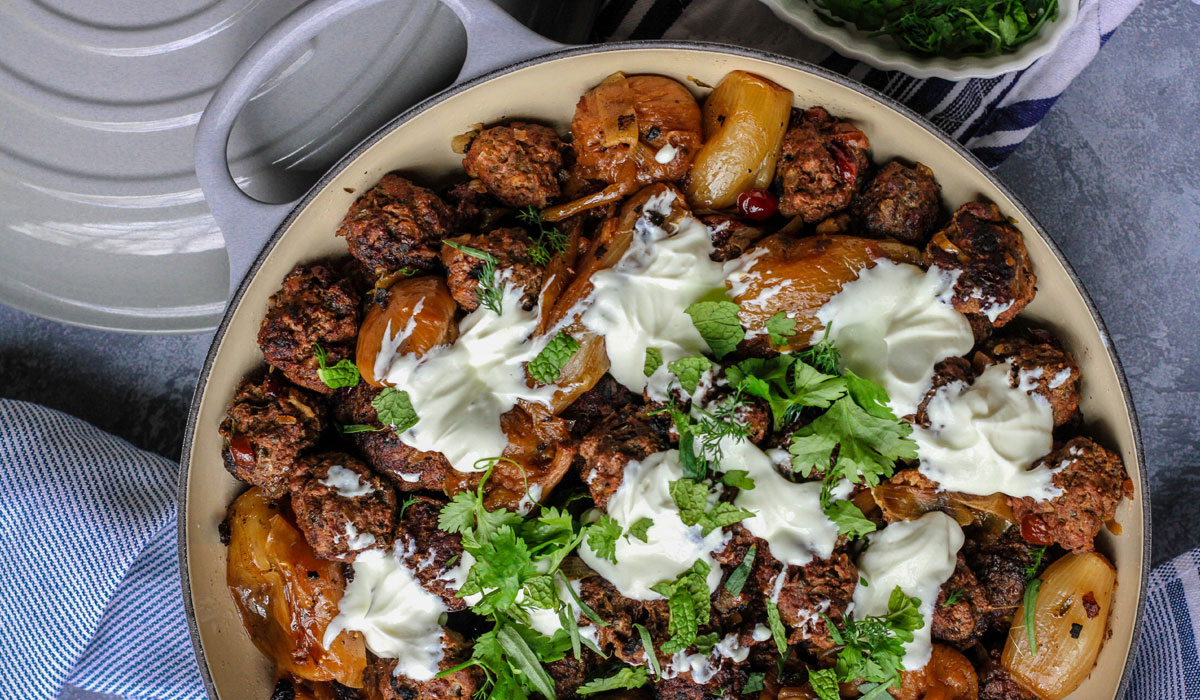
[757,0,1078,80]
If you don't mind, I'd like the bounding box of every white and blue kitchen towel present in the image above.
[593,0,1142,166]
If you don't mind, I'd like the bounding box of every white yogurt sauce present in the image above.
[661,632,750,682]
[852,512,963,671]
[340,522,376,551]
[654,143,680,164]
[525,576,586,637]
[374,281,555,471]
[320,465,374,498]
[815,261,975,418]
[325,549,448,681]
[578,190,728,392]
[579,449,727,600]
[914,361,1058,499]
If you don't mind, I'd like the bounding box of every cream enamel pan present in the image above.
[179,1,1148,698]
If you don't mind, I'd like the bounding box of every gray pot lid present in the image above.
[0,0,475,332]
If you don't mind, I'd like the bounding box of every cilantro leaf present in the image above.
[577,666,649,695]
[844,370,899,420]
[585,514,623,565]
[824,500,877,539]
[685,300,744,359]
[459,525,536,615]
[766,599,788,655]
[724,544,756,596]
[438,492,478,533]
[668,356,714,394]
[744,672,766,694]
[313,343,360,389]
[719,469,755,490]
[644,347,664,377]
[627,517,653,543]
[727,356,846,430]
[819,585,923,693]
[766,312,797,348]
[789,395,916,488]
[528,332,579,384]
[372,387,419,432]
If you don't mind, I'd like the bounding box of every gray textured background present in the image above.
[1,0,1197,567]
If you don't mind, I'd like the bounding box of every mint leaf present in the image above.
[372,387,418,432]
[694,632,720,654]
[627,517,653,543]
[699,501,753,537]
[719,469,755,490]
[685,300,744,359]
[313,343,361,389]
[766,599,788,655]
[809,668,841,700]
[724,544,756,596]
[669,479,709,527]
[578,666,649,695]
[651,560,712,655]
[744,672,766,694]
[585,514,623,565]
[824,500,877,539]
[766,312,797,348]
[668,355,713,394]
[644,347,664,377]
[522,575,557,609]
[529,332,579,384]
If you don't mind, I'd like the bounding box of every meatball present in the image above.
[333,383,451,491]
[559,374,643,439]
[288,452,396,562]
[444,181,511,234]
[654,659,745,700]
[462,122,564,208]
[1009,437,1130,554]
[579,403,671,509]
[362,629,482,700]
[576,576,671,667]
[546,652,603,698]
[699,214,767,262]
[257,261,361,394]
[978,650,1039,700]
[774,107,870,224]
[926,202,1036,328]
[931,554,987,647]
[853,160,941,245]
[394,496,470,610]
[973,331,1081,427]
[441,228,545,312]
[764,551,857,651]
[218,373,325,498]
[962,526,1035,632]
[336,173,454,274]
[914,357,974,427]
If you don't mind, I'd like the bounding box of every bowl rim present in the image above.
[177,39,1149,700]
[756,0,1080,80]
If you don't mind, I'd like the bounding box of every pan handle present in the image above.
[194,0,565,298]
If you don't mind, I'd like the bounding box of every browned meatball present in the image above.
[257,261,361,394]
[699,214,767,262]
[978,650,1039,700]
[774,107,870,224]
[1009,437,1130,554]
[931,554,987,647]
[914,357,974,426]
[962,526,1035,633]
[336,173,454,274]
[463,122,564,208]
[577,576,671,667]
[441,228,545,312]
[926,202,1036,329]
[394,496,470,610]
[579,403,671,509]
[444,181,511,233]
[218,373,325,498]
[973,331,1081,427]
[333,383,451,491]
[654,659,745,700]
[547,652,604,698]
[362,629,481,700]
[559,374,643,439]
[288,452,396,562]
[853,160,941,245]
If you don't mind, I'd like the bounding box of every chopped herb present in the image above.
[1025,545,1047,581]
[529,332,580,384]
[719,469,756,490]
[656,394,752,480]
[372,387,419,433]
[694,632,721,654]
[443,239,503,314]
[398,496,418,519]
[313,342,360,389]
[340,423,384,434]
[585,514,623,565]
[577,666,649,695]
[1024,577,1042,655]
[668,355,714,394]
[795,327,841,375]
[635,623,661,678]
[518,206,568,265]
[765,599,788,655]
[651,559,712,654]
[766,311,797,348]
[684,300,745,359]
[823,500,877,539]
[669,478,754,536]
[942,589,963,607]
[726,354,847,431]
[744,671,766,694]
[644,347,664,376]
[626,517,654,543]
[724,544,756,596]
[812,586,923,697]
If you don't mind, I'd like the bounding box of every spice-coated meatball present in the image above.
[218,373,325,498]
[978,649,1039,700]
[579,403,671,509]
[925,201,1036,329]
[333,383,452,491]
[973,330,1081,427]
[931,554,988,647]
[336,173,454,275]
[463,122,565,208]
[444,181,512,234]
[774,107,871,224]
[362,629,482,700]
[288,452,396,562]
[394,496,470,610]
[257,261,361,394]
[854,160,942,245]
[914,357,974,427]
[1009,437,1131,554]
[441,228,545,312]
[576,575,670,667]
[962,526,1037,633]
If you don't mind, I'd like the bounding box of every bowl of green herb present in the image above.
[758,0,1077,79]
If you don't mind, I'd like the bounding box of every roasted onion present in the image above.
[356,275,458,386]
[892,644,979,700]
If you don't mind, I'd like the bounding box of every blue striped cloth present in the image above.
[594,0,1142,166]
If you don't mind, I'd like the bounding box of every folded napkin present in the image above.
[593,0,1142,166]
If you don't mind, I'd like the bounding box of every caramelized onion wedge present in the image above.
[356,276,457,386]
[726,234,923,349]
[1003,552,1116,700]
[686,70,794,210]
[225,489,366,686]
[872,481,1015,526]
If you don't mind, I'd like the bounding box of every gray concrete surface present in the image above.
[1,0,1197,566]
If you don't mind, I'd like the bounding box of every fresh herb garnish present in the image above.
[635,623,661,678]
[766,311,797,348]
[808,586,924,699]
[744,671,766,694]
[719,469,755,491]
[1025,545,1046,581]
[942,588,963,607]
[668,355,714,394]
[650,559,712,654]
[626,517,654,543]
[518,206,568,266]
[313,342,360,389]
[724,544,756,596]
[685,300,745,359]
[528,331,580,384]
[669,478,754,536]
[644,347,664,377]
[584,514,624,565]
[823,500,877,539]
[725,355,846,431]
[765,599,788,655]
[371,387,419,432]
[1024,577,1042,655]
[656,394,752,480]
[577,666,649,695]
[443,239,503,314]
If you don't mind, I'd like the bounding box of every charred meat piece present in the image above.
[774,107,870,224]
[973,330,1081,427]
[853,160,941,245]
[925,202,1036,329]
[394,495,470,610]
[361,630,481,700]
[931,554,987,647]
[546,651,604,699]
[962,526,1035,633]
[914,357,974,427]
[559,374,643,439]
[336,173,454,275]
[441,228,545,312]
[257,261,361,394]
[333,383,452,491]
[462,122,565,208]
[444,181,512,234]
[218,373,325,498]
[576,576,671,667]
[579,403,671,509]
[699,214,768,262]
[978,649,1039,700]
[288,452,396,562]
[654,659,745,700]
[1009,437,1130,554]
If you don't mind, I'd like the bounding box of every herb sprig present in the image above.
[443,239,504,314]
[518,206,569,265]
[809,586,924,700]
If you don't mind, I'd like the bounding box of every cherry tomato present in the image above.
[736,189,778,221]
[228,434,257,468]
[1020,514,1055,546]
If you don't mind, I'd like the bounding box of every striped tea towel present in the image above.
[592,0,1142,166]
